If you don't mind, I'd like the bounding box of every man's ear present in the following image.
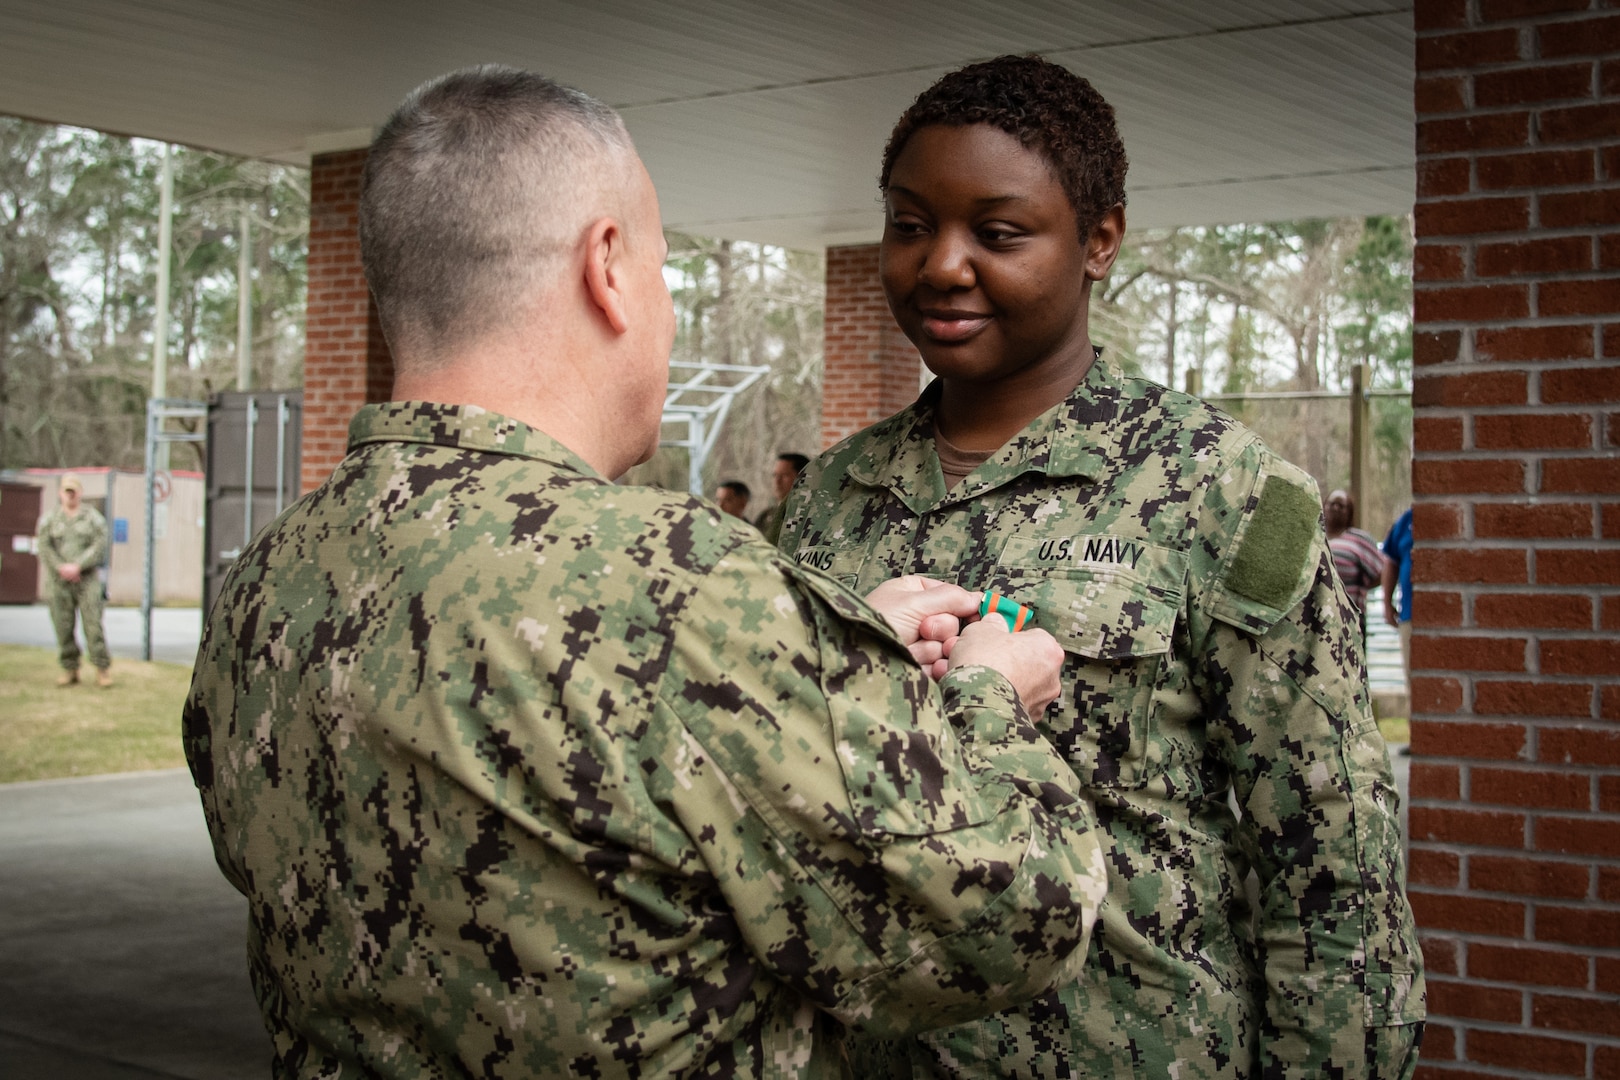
[582,215,630,334]
[1084,203,1126,282]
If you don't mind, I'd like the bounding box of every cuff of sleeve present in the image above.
[840,825,1100,1038]
[938,665,1026,738]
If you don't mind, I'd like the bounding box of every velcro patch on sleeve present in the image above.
[1225,474,1318,610]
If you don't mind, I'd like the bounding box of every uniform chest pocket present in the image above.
[993,538,1186,789]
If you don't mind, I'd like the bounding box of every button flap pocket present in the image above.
[996,534,1186,659]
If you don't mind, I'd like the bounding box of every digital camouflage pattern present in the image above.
[184,401,1112,1079]
[754,501,788,547]
[38,503,110,671]
[781,357,1425,1079]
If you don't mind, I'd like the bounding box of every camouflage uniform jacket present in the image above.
[184,401,1112,1079]
[38,504,108,583]
[781,359,1425,1078]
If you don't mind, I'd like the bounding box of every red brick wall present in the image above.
[302,148,393,493]
[821,244,925,448]
[1411,2,1620,1076]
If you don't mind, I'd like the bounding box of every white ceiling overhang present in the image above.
[0,0,1415,250]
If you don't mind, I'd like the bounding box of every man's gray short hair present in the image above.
[360,66,633,366]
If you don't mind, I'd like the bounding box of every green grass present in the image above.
[0,644,193,784]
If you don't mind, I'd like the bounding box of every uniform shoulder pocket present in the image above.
[1206,458,1321,636]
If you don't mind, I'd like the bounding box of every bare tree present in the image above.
[624,235,824,503]
[0,117,308,471]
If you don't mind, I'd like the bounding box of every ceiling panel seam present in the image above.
[613,5,1414,112]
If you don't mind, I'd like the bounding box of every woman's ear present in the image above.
[581,216,631,334]
[1084,203,1126,282]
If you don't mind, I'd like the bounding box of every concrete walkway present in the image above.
[0,605,204,668]
[0,606,266,1076]
[0,769,269,1078]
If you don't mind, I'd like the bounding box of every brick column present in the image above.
[302,148,393,493]
[820,244,925,448]
[1410,2,1620,1076]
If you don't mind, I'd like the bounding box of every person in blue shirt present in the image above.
[1382,506,1415,703]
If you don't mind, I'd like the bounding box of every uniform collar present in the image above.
[347,401,603,479]
[845,355,1123,514]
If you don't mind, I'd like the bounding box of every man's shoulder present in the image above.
[206,465,789,686]
[584,482,769,576]
[247,453,769,596]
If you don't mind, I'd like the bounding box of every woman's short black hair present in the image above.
[880,55,1128,234]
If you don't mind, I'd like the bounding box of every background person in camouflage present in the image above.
[781,56,1424,1078]
[754,452,810,545]
[37,473,112,687]
[714,477,751,518]
[184,66,1114,1079]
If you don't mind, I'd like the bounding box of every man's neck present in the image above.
[392,345,630,480]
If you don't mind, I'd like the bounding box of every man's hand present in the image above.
[865,575,978,679]
[949,618,1066,716]
[57,563,81,583]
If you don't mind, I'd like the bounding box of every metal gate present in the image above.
[203,391,301,615]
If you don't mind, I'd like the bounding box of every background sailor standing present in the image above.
[37,473,112,688]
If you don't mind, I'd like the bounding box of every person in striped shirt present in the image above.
[1325,488,1383,640]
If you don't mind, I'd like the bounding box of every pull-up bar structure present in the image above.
[660,359,769,495]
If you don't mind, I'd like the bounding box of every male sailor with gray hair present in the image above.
[185,65,1110,1078]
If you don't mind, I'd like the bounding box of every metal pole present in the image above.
[1350,363,1369,514]
[243,396,258,546]
[275,395,288,516]
[142,401,156,663]
[102,468,116,582]
[236,210,252,392]
[688,415,704,496]
[152,146,174,473]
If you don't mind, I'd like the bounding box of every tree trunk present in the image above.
[255,189,273,386]
[1165,281,1179,390]
[715,239,734,367]
[0,309,10,471]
